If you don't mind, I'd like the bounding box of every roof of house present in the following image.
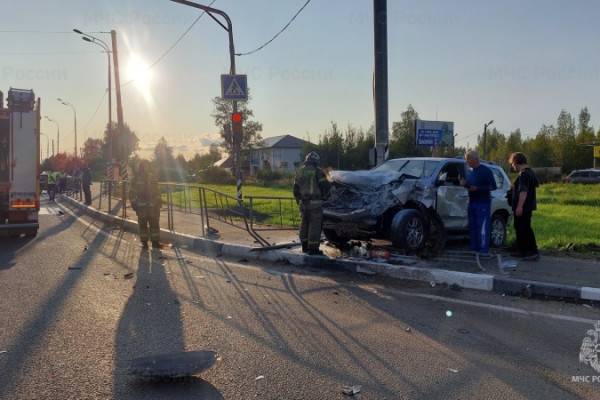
[259,135,309,149]
[213,157,233,168]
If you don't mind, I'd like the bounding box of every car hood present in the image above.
[329,170,404,190]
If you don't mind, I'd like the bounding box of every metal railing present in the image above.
[79,180,299,247]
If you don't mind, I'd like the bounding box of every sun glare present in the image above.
[127,54,154,105]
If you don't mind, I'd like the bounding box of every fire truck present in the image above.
[0,88,41,237]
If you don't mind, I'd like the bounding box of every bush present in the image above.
[256,169,295,186]
[197,166,235,184]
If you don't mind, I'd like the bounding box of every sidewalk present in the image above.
[72,184,600,301]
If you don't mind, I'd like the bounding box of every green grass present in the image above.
[507,183,600,254]
[161,183,299,227]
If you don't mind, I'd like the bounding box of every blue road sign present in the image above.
[221,74,248,101]
[415,120,455,146]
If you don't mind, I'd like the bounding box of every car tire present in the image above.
[390,209,426,252]
[323,229,350,248]
[490,213,507,248]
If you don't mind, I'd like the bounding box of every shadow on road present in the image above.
[0,235,35,270]
[112,248,222,399]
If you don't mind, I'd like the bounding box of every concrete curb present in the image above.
[59,195,597,301]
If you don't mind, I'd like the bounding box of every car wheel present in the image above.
[323,229,350,248]
[490,213,507,248]
[390,209,426,252]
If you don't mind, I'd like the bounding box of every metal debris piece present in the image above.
[124,272,134,280]
[342,385,362,396]
[405,327,411,333]
[103,272,111,276]
[68,267,82,270]
[127,351,217,379]
[0,350,7,354]
[226,279,232,283]
[583,304,593,309]
[255,375,265,381]
[430,281,436,288]
[226,316,232,319]
[449,284,462,292]
[447,368,459,373]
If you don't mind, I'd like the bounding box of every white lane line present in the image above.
[373,287,598,325]
[55,201,598,326]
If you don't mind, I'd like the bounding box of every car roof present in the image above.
[386,157,500,167]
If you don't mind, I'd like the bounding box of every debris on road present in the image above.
[405,327,412,333]
[83,245,88,251]
[449,283,462,292]
[333,291,340,296]
[342,385,362,396]
[124,272,135,280]
[127,351,217,379]
[68,267,82,270]
[0,350,7,354]
[583,304,593,309]
[255,375,265,381]
[430,281,436,288]
[458,328,470,335]
[238,258,249,263]
[447,368,459,373]
[226,315,232,319]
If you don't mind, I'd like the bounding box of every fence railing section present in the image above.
[73,180,299,247]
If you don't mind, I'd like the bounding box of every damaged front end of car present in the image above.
[322,170,446,256]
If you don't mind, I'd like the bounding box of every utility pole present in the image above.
[373,0,389,167]
[483,120,494,160]
[111,29,126,180]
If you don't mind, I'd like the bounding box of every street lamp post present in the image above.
[40,132,49,161]
[168,0,241,201]
[44,116,60,155]
[74,29,113,170]
[57,98,78,158]
[483,120,494,160]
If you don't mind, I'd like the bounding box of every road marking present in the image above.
[39,206,60,215]
[373,286,598,325]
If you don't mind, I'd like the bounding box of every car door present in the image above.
[436,162,469,230]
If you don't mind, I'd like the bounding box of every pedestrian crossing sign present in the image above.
[221,74,248,101]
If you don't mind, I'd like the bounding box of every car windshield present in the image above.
[374,159,440,178]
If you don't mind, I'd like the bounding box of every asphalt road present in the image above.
[0,199,599,399]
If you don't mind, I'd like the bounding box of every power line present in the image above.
[236,0,313,56]
[83,89,108,132]
[0,51,101,55]
[121,0,218,88]
[0,30,105,34]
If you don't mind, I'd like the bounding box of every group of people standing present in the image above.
[462,150,540,261]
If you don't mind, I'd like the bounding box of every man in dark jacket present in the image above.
[293,152,330,255]
[129,160,162,249]
[509,152,540,261]
[81,167,92,205]
[460,150,497,256]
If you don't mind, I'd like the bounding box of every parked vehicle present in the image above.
[322,157,512,254]
[0,88,41,237]
[564,169,600,184]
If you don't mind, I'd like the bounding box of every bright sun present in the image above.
[127,54,153,104]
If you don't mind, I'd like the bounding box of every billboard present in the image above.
[415,120,455,147]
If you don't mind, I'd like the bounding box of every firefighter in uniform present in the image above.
[293,152,330,255]
[129,160,162,249]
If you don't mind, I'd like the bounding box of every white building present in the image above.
[243,135,310,176]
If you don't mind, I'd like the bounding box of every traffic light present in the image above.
[231,112,243,145]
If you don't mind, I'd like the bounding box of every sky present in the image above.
[1,0,599,158]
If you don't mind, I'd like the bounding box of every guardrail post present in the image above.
[122,180,127,220]
[203,187,210,234]
[279,198,283,227]
[249,197,254,229]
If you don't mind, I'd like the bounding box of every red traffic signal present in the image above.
[231,112,243,123]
